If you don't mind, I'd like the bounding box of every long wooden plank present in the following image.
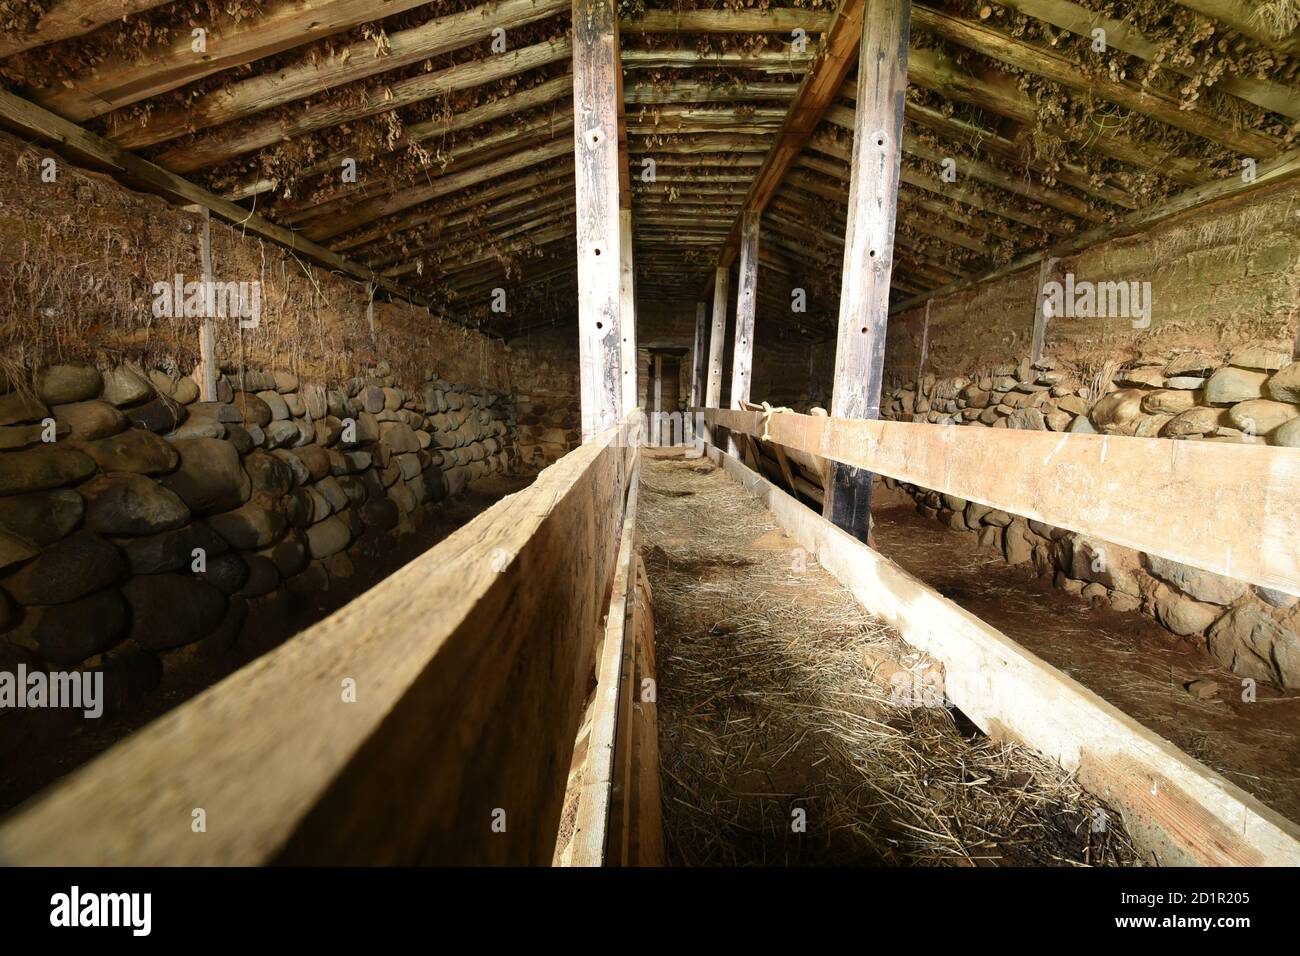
[0,0,170,59]
[823,0,910,544]
[573,0,625,440]
[155,39,573,174]
[0,428,632,865]
[709,408,1300,598]
[621,9,832,33]
[32,0,452,120]
[688,301,708,409]
[107,0,570,149]
[706,443,1300,866]
[699,0,866,297]
[567,452,641,866]
[703,265,730,445]
[0,87,432,309]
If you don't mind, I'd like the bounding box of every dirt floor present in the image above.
[869,497,1300,827]
[0,473,534,815]
[639,451,1139,867]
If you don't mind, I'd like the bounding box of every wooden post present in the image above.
[915,297,930,395]
[703,265,730,447]
[689,301,707,408]
[728,210,760,457]
[823,0,910,543]
[366,281,376,342]
[619,207,638,415]
[573,0,625,440]
[1030,255,1058,366]
[653,352,664,443]
[198,208,218,402]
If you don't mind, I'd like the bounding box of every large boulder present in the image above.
[1203,367,1268,405]
[1227,399,1298,436]
[305,515,351,558]
[101,367,154,406]
[1273,417,1300,448]
[232,392,272,428]
[30,589,130,664]
[0,488,83,546]
[0,530,36,571]
[207,500,286,550]
[1153,587,1221,637]
[1053,534,1141,596]
[118,521,230,575]
[1144,554,1247,606]
[80,474,191,535]
[125,395,187,433]
[53,400,126,440]
[1,531,126,605]
[1088,389,1145,433]
[80,428,179,475]
[123,574,228,651]
[1267,362,1300,404]
[160,438,251,514]
[35,365,102,405]
[243,449,295,496]
[1162,406,1222,438]
[1141,389,1197,415]
[0,446,96,496]
[1207,605,1300,688]
[0,391,49,426]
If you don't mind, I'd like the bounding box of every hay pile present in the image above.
[641,454,1139,866]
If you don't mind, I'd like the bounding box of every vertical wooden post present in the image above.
[619,208,638,416]
[915,297,930,397]
[689,301,707,409]
[728,210,760,456]
[366,281,376,342]
[703,266,730,447]
[573,0,624,440]
[823,0,910,543]
[1030,255,1058,366]
[198,208,218,403]
[653,353,664,444]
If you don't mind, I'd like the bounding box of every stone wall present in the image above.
[0,358,517,732]
[869,178,1300,690]
[506,325,582,470]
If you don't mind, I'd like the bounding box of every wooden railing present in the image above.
[706,407,1300,599]
[0,424,640,866]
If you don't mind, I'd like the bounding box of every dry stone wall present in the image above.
[0,357,517,727]
[879,344,1300,689]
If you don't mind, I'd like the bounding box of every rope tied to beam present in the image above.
[759,401,792,441]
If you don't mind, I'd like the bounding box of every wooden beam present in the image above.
[620,208,638,415]
[106,0,570,148]
[823,0,910,544]
[711,408,1300,600]
[197,209,217,403]
[706,442,1300,866]
[621,9,833,33]
[0,0,170,59]
[566,450,641,866]
[27,0,443,119]
[154,39,573,174]
[729,210,760,411]
[573,0,625,441]
[689,301,708,408]
[1171,0,1300,56]
[911,4,1282,158]
[0,87,436,311]
[700,0,867,297]
[703,265,730,443]
[0,426,634,864]
[994,0,1298,120]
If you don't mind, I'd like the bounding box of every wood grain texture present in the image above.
[823,0,910,542]
[0,428,633,865]
[573,0,624,440]
[707,443,1300,865]
[567,453,641,866]
[710,408,1300,598]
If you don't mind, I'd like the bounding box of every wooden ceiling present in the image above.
[1,0,1296,341]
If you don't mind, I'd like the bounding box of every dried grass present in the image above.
[641,455,1140,867]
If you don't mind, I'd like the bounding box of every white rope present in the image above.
[759,400,792,441]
